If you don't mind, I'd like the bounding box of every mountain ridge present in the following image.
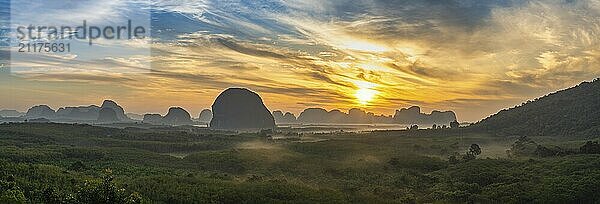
[472,78,600,137]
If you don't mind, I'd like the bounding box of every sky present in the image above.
[1,0,599,122]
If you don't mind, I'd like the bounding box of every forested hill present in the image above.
[472,78,600,137]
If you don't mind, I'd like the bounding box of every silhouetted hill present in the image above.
[141,107,194,126]
[296,106,455,125]
[101,100,131,121]
[393,106,456,125]
[472,79,600,137]
[55,105,100,121]
[0,110,24,117]
[25,105,55,119]
[163,107,194,125]
[210,88,275,130]
[198,109,213,123]
[273,110,297,124]
[97,108,119,123]
[142,114,163,124]
[23,100,131,123]
[297,108,330,123]
[282,112,297,123]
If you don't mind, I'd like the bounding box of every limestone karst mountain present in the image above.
[97,108,119,123]
[393,106,457,125]
[25,105,55,119]
[282,112,297,124]
[142,107,194,126]
[273,111,284,123]
[55,105,100,121]
[273,110,298,124]
[142,114,163,125]
[17,97,457,127]
[297,108,390,124]
[210,88,275,130]
[101,100,131,121]
[163,107,194,125]
[297,108,330,124]
[296,106,455,125]
[23,100,130,123]
[0,110,24,117]
[198,109,213,123]
[327,109,349,123]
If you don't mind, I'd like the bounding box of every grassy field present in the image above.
[0,123,599,203]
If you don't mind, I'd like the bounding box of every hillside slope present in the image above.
[472,79,600,137]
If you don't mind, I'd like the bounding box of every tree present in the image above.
[0,180,26,203]
[469,144,482,156]
[534,145,563,157]
[510,136,539,156]
[463,144,481,161]
[76,169,142,204]
[409,125,419,130]
[580,141,600,154]
[448,153,460,164]
[450,120,460,128]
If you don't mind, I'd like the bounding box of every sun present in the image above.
[354,80,379,105]
[355,88,378,105]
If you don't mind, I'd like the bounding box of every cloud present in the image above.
[11,0,134,25]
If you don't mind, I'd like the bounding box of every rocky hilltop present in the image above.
[97,108,119,123]
[163,107,194,125]
[393,106,457,125]
[23,100,130,123]
[55,105,100,121]
[296,106,455,125]
[25,105,55,119]
[142,107,194,126]
[283,112,297,123]
[210,88,275,130]
[297,108,392,124]
[101,100,130,121]
[198,109,213,123]
[142,114,163,124]
[297,108,329,123]
[273,110,298,124]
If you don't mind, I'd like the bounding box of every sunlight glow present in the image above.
[354,81,379,105]
[342,40,389,52]
[358,63,391,72]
